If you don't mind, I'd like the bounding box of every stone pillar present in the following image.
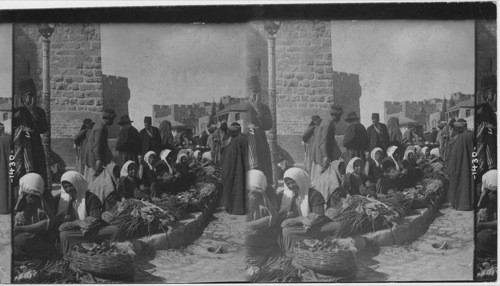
[42,37,52,189]
[265,25,279,189]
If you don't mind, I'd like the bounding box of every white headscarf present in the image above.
[414,145,422,154]
[280,168,311,217]
[144,151,156,170]
[120,160,136,178]
[202,152,212,161]
[177,153,189,164]
[246,169,267,193]
[246,170,276,227]
[387,146,401,171]
[186,149,194,158]
[193,150,201,160]
[403,149,415,161]
[346,157,362,174]
[370,147,383,167]
[18,173,45,197]
[160,149,174,173]
[478,170,498,207]
[59,171,88,220]
[430,148,440,158]
[421,147,430,157]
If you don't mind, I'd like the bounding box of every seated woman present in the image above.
[245,170,279,260]
[365,147,385,183]
[117,161,149,200]
[429,148,444,164]
[421,147,430,159]
[476,170,497,259]
[89,162,122,212]
[313,160,346,209]
[141,151,158,188]
[14,173,57,261]
[401,149,422,188]
[379,146,408,193]
[56,171,119,257]
[343,157,376,197]
[152,149,179,197]
[277,168,342,254]
[175,153,197,192]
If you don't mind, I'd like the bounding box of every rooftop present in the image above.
[447,99,474,112]
[216,101,249,116]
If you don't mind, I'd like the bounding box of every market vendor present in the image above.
[14,173,57,261]
[277,168,342,254]
[343,157,376,197]
[151,149,179,197]
[365,147,385,184]
[245,170,279,259]
[175,153,197,192]
[476,170,497,258]
[118,161,149,200]
[56,171,119,257]
[313,160,346,209]
[379,146,408,193]
[141,151,158,188]
[401,148,422,188]
[89,162,121,212]
[421,147,431,159]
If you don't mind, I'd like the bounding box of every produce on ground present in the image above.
[295,237,357,253]
[72,241,136,257]
[248,256,300,283]
[14,259,78,284]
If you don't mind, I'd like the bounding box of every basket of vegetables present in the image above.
[291,237,357,276]
[69,241,136,280]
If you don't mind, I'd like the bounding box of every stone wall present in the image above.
[102,74,130,138]
[14,23,103,139]
[476,20,496,104]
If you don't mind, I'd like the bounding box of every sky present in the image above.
[0,24,12,99]
[330,20,475,126]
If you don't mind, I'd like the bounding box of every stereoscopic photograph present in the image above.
[0,3,496,284]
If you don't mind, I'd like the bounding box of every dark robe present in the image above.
[402,129,418,146]
[117,176,147,200]
[74,127,91,175]
[343,121,369,162]
[367,123,390,152]
[139,126,162,156]
[13,105,48,188]
[221,134,249,215]
[302,124,317,173]
[446,130,474,211]
[0,133,11,214]
[366,159,384,183]
[387,117,403,150]
[246,101,274,187]
[116,125,141,166]
[343,172,375,197]
[201,132,209,146]
[159,120,174,150]
[476,103,497,179]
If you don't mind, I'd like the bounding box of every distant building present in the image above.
[216,101,249,127]
[0,98,11,134]
[446,99,475,129]
[428,111,441,130]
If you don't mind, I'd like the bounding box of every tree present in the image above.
[449,97,455,108]
[218,100,225,112]
[440,97,447,121]
[209,100,217,125]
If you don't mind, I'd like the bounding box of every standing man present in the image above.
[245,75,274,187]
[159,119,174,151]
[436,121,447,157]
[0,122,11,214]
[84,108,116,183]
[367,113,390,153]
[402,124,419,147]
[343,111,369,163]
[200,130,209,147]
[310,104,344,182]
[302,115,322,174]
[139,116,162,156]
[13,75,49,189]
[73,118,94,175]
[446,118,474,211]
[221,122,249,215]
[116,115,142,166]
[206,125,219,163]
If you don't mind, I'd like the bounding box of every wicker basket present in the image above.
[69,249,135,280]
[291,246,357,276]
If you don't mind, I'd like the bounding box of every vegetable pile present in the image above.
[295,237,357,253]
[72,241,136,257]
[476,260,497,282]
[248,256,300,283]
[14,260,78,284]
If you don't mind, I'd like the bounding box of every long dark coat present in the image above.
[139,127,162,156]
[366,123,390,152]
[221,134,249,215]
[446,130,474,211]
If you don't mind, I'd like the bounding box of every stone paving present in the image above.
[0,214,11,284]
[134,207,248,283]
[355,203,474,282]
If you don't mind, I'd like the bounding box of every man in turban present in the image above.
[245,75,274,188]
[221,122,249,215]
[367,113,390,152]
[446,118,474,211]
[310,104,343,182]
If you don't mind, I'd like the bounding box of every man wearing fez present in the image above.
[140,116,162,156]
[367,113,390,152]
[116,115,142,166]
[84,108,116,183]
[310,104,343,182]
[343,111,369,163]
[447,118,474,211]
[221,122,249,215]
[245,75,274,188]
[13,73,49,190]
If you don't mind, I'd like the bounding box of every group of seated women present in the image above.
[13,148,213,263]
[246,145,442,256]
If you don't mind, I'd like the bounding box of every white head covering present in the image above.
[202,152,212,161]
[177,153,189,164]
[478,170,498,207]
[120,160,136,178]
[246,169,267,192]
[159,149,174,173]
[280,168,311,217]
[193,150,201,160]
[370,147,383,167]
[246,170,276,227]
[144,151,156,170]
[414,145,422,154]
[430,148,440,158]
[421,147,430,157]
[387,146,401,171]
[59,171,88,220]
[18,173,45,197]
[186,149,194,158]
[403,149,415,161]
[346,157,362,174]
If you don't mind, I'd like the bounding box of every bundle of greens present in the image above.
[249,256,300,283]
[295,237,357,253]
[14,260,78,284]
[476,260,497,282]
[72,241,136,257]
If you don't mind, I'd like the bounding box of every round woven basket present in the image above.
[291,247,357,276]
[69,249,135,280]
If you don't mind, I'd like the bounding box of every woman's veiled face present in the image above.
[408,152,415,162]
[425,149,431,157]
[338,162,346,176]
[148,154,157,165]
[62,181,77,199]
[181,156,190,167]
[487,188,497,201]
[375,151,383,162]
[128,163,137,177]
[284,178,299,195]
[248,189,264,209]
[393,150,400,159]
[25,192,41,206]
[353,160,363,174]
